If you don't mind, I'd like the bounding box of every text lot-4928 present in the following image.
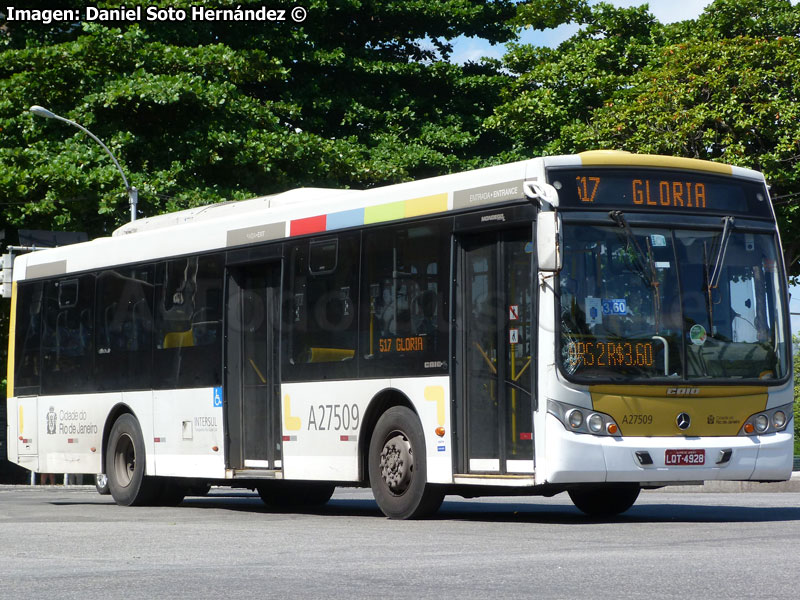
[664,449,705,466]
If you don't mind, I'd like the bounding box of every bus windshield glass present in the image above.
[558,222,789,382]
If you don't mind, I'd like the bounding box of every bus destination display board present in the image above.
[548,168,772,218]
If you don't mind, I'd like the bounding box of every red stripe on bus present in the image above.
[290,215,327,236]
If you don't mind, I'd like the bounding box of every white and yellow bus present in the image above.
[3,151,794,518]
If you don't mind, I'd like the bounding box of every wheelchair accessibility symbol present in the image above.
[213,387,223,407]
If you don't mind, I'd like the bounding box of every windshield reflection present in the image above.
[559,223,788,382]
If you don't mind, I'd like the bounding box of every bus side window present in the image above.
[14,282,44,394]
[153,254,223,389]
[284,234,359,378]
[95,266,155,391]
[361,220,449,376]
[41,275,95,395]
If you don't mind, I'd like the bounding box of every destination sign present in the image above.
[548,168,771,218]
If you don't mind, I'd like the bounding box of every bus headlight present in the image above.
[548,400,621,437]
[754,415,769,433]
[567,409,584,429]
[739,403,793,436]
[588,414,603,433]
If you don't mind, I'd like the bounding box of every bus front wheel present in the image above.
[568,484,640,517]
[106,413,159,506]
[368,406,444,519]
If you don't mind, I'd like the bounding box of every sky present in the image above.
[450,0,717,64]
[450,0,800,338]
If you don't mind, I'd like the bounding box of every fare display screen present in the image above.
[567,340,656,369]
[548,168,772,218]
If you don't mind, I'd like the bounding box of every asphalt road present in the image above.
[1,485,799,599]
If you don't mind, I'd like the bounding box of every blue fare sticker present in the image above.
[602,299,627,315]
[437,445,446,452]
[213,387,223,407]
[650,234,667,247]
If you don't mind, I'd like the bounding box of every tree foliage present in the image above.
[0,0,526,238]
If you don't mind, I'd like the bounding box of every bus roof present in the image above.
[13,153,766,280]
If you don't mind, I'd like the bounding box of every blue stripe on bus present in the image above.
[326,208,365,231]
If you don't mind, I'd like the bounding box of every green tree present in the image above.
[486,2,662,160]
[0,0,542,239]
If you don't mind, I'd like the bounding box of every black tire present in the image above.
[257,481,335,508]
[368,406,444,519]
[94,473,110,495]
[568,484,640,517]
[105,413,159,506]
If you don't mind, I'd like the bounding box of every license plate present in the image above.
[665,449,705,466]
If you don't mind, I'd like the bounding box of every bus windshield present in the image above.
[558,222,789,382]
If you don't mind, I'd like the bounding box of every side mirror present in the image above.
[524,181,559,208]
[537,211,562,272]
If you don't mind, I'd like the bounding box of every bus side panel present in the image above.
[35,392,120,475]
[8,389,227,479]
[151,387,226,479]
[281,379,390,482]
[280,376,451,484]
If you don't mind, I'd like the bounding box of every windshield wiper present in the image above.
[609,210,662,329]
[703,216,735,335]
[708,216,735,290]
[608,210,657,289]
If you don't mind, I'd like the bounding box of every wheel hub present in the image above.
[379,433,414,495]
[114,433,135,488]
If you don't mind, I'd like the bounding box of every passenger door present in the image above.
[225,263,282,470]
[455,228,535,474]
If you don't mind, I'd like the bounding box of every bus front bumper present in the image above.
[544,414,794,485]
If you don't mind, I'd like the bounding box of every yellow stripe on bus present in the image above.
[424,385,446,427]
[579,150,733,176]
[283,395,302,431]
[6,281,16,398]
[405,193,448,218]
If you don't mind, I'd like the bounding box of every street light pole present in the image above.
[29,105,138,222]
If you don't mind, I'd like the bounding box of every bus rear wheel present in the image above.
[568,484,640,517]
[106,413,159,506]
[368,406,444,519]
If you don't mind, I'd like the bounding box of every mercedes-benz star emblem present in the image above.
[676,412,691,430]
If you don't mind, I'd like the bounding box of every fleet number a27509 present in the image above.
[307,404,360,431]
